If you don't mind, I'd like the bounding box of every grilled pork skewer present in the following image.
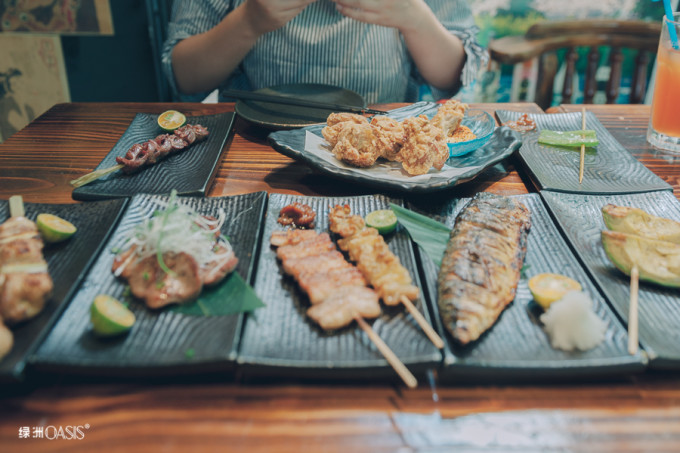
[0,195,54,360]
[70,124,209,188]
[271,229,417,388]
[438,192,531,345]
[328,205,444,349]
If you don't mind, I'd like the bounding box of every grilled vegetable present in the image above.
[601,230,680,288]
[602,204,680,244]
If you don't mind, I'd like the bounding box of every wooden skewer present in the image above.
[579,107,586,184]
[8,195,24,218]
[400,295,444,349]
[70,164,124,188]
[628,264,639,355]
[354,314,417,389]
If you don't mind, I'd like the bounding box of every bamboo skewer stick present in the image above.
[579,107,586,184]
[354,314,417,389]
[8,195,25,218]
[70,164,124,188]
[400,295,444,349]
[628,264,639,355]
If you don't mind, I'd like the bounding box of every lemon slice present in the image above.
[36,213,76,243]
[158,110,186,132]
[90,295,135,336]
[365,209,398,234]
[528,273,582,309]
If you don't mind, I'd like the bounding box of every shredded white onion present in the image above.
[115,194,233,275]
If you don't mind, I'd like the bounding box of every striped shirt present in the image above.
[162,0,487,103]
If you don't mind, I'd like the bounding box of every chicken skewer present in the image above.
[70,124,209,188]
[328,205,444,349]
[271,229,417,388]
[0,195,54,360]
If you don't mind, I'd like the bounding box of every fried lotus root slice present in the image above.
[322,113,369,147]
[400,116,448,175]
[332,122,380,168]
[370,116,405,161]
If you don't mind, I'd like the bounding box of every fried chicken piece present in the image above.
[332,122,380,168]
[399,116,448,176]
[431,99,468,136]
[370,116,405,161]
[0,318,12,360]
[322,113,369,148]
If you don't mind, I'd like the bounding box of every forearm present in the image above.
[171,4,259,95]
[399,3,466,91]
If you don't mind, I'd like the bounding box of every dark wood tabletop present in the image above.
[1,102,679,452]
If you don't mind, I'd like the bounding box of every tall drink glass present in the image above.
[647,12,680,152]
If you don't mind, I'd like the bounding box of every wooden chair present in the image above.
[488,20,662,110]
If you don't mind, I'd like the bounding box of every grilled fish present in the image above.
[438,192,531,345]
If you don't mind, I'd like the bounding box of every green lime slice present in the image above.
[158,110,187,132]
[90,295,135,336]
[365,209,398,234]
[36,213,76,243]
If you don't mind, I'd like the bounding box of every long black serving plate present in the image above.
[72,112,235,201]
[237,194,442,383]
[541,190,680,369]
[406,193,645,382]
[0,199,127,383]
[29,192,266,377]
[495,110,671,194]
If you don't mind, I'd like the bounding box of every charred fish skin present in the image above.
[437,192,531,345]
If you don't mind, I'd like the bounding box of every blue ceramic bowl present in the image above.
[447,109,496,157]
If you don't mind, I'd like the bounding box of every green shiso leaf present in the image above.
[390,203,450,267]
[538,129,599,147]
[170,272,265,316]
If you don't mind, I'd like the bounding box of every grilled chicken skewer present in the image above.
[438,192,531,345]
[70,124,209,188]
[328,205,444,349]
[271,229,417,388]
[0,195,54,360]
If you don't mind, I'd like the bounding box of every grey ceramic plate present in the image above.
[541,190,680,369]
[30,192,266,377]
[268,102,522,193]
[72,112,235,201]
[0,199,127,383]
[235,83,365,130]
[237,194,442,382]
[496,110,671,194]
[406,193,645,381]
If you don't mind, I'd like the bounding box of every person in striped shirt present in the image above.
[161,0,487,104]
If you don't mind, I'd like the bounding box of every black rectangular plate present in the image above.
[406,193,645,381]
[237,194,442,382]
[268,102,522,193]
[29,192,266,377]
[0,199,127,383]
[72,112,235,201]
[541,190,680,369]
[495,110,671,194]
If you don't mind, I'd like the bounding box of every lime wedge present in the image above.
[36,213,76,243]
[158,110,186,132]
[90,295,135,336]
[365,209,398,234]
[528,273,582,309]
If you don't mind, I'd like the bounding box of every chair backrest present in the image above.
[488,19,662,109]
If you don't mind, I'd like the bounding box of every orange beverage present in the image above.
[650,41,680,136]
[647,13,680,152]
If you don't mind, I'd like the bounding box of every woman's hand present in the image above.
[332,0,427,32]
[244,0,317,36]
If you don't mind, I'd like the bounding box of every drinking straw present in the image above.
[654,0,679,50]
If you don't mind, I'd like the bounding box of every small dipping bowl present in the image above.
[447,109,496,157]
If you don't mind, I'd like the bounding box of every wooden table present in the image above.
[1,103,679,452]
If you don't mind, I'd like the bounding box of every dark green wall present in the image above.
[61,0,162,102]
